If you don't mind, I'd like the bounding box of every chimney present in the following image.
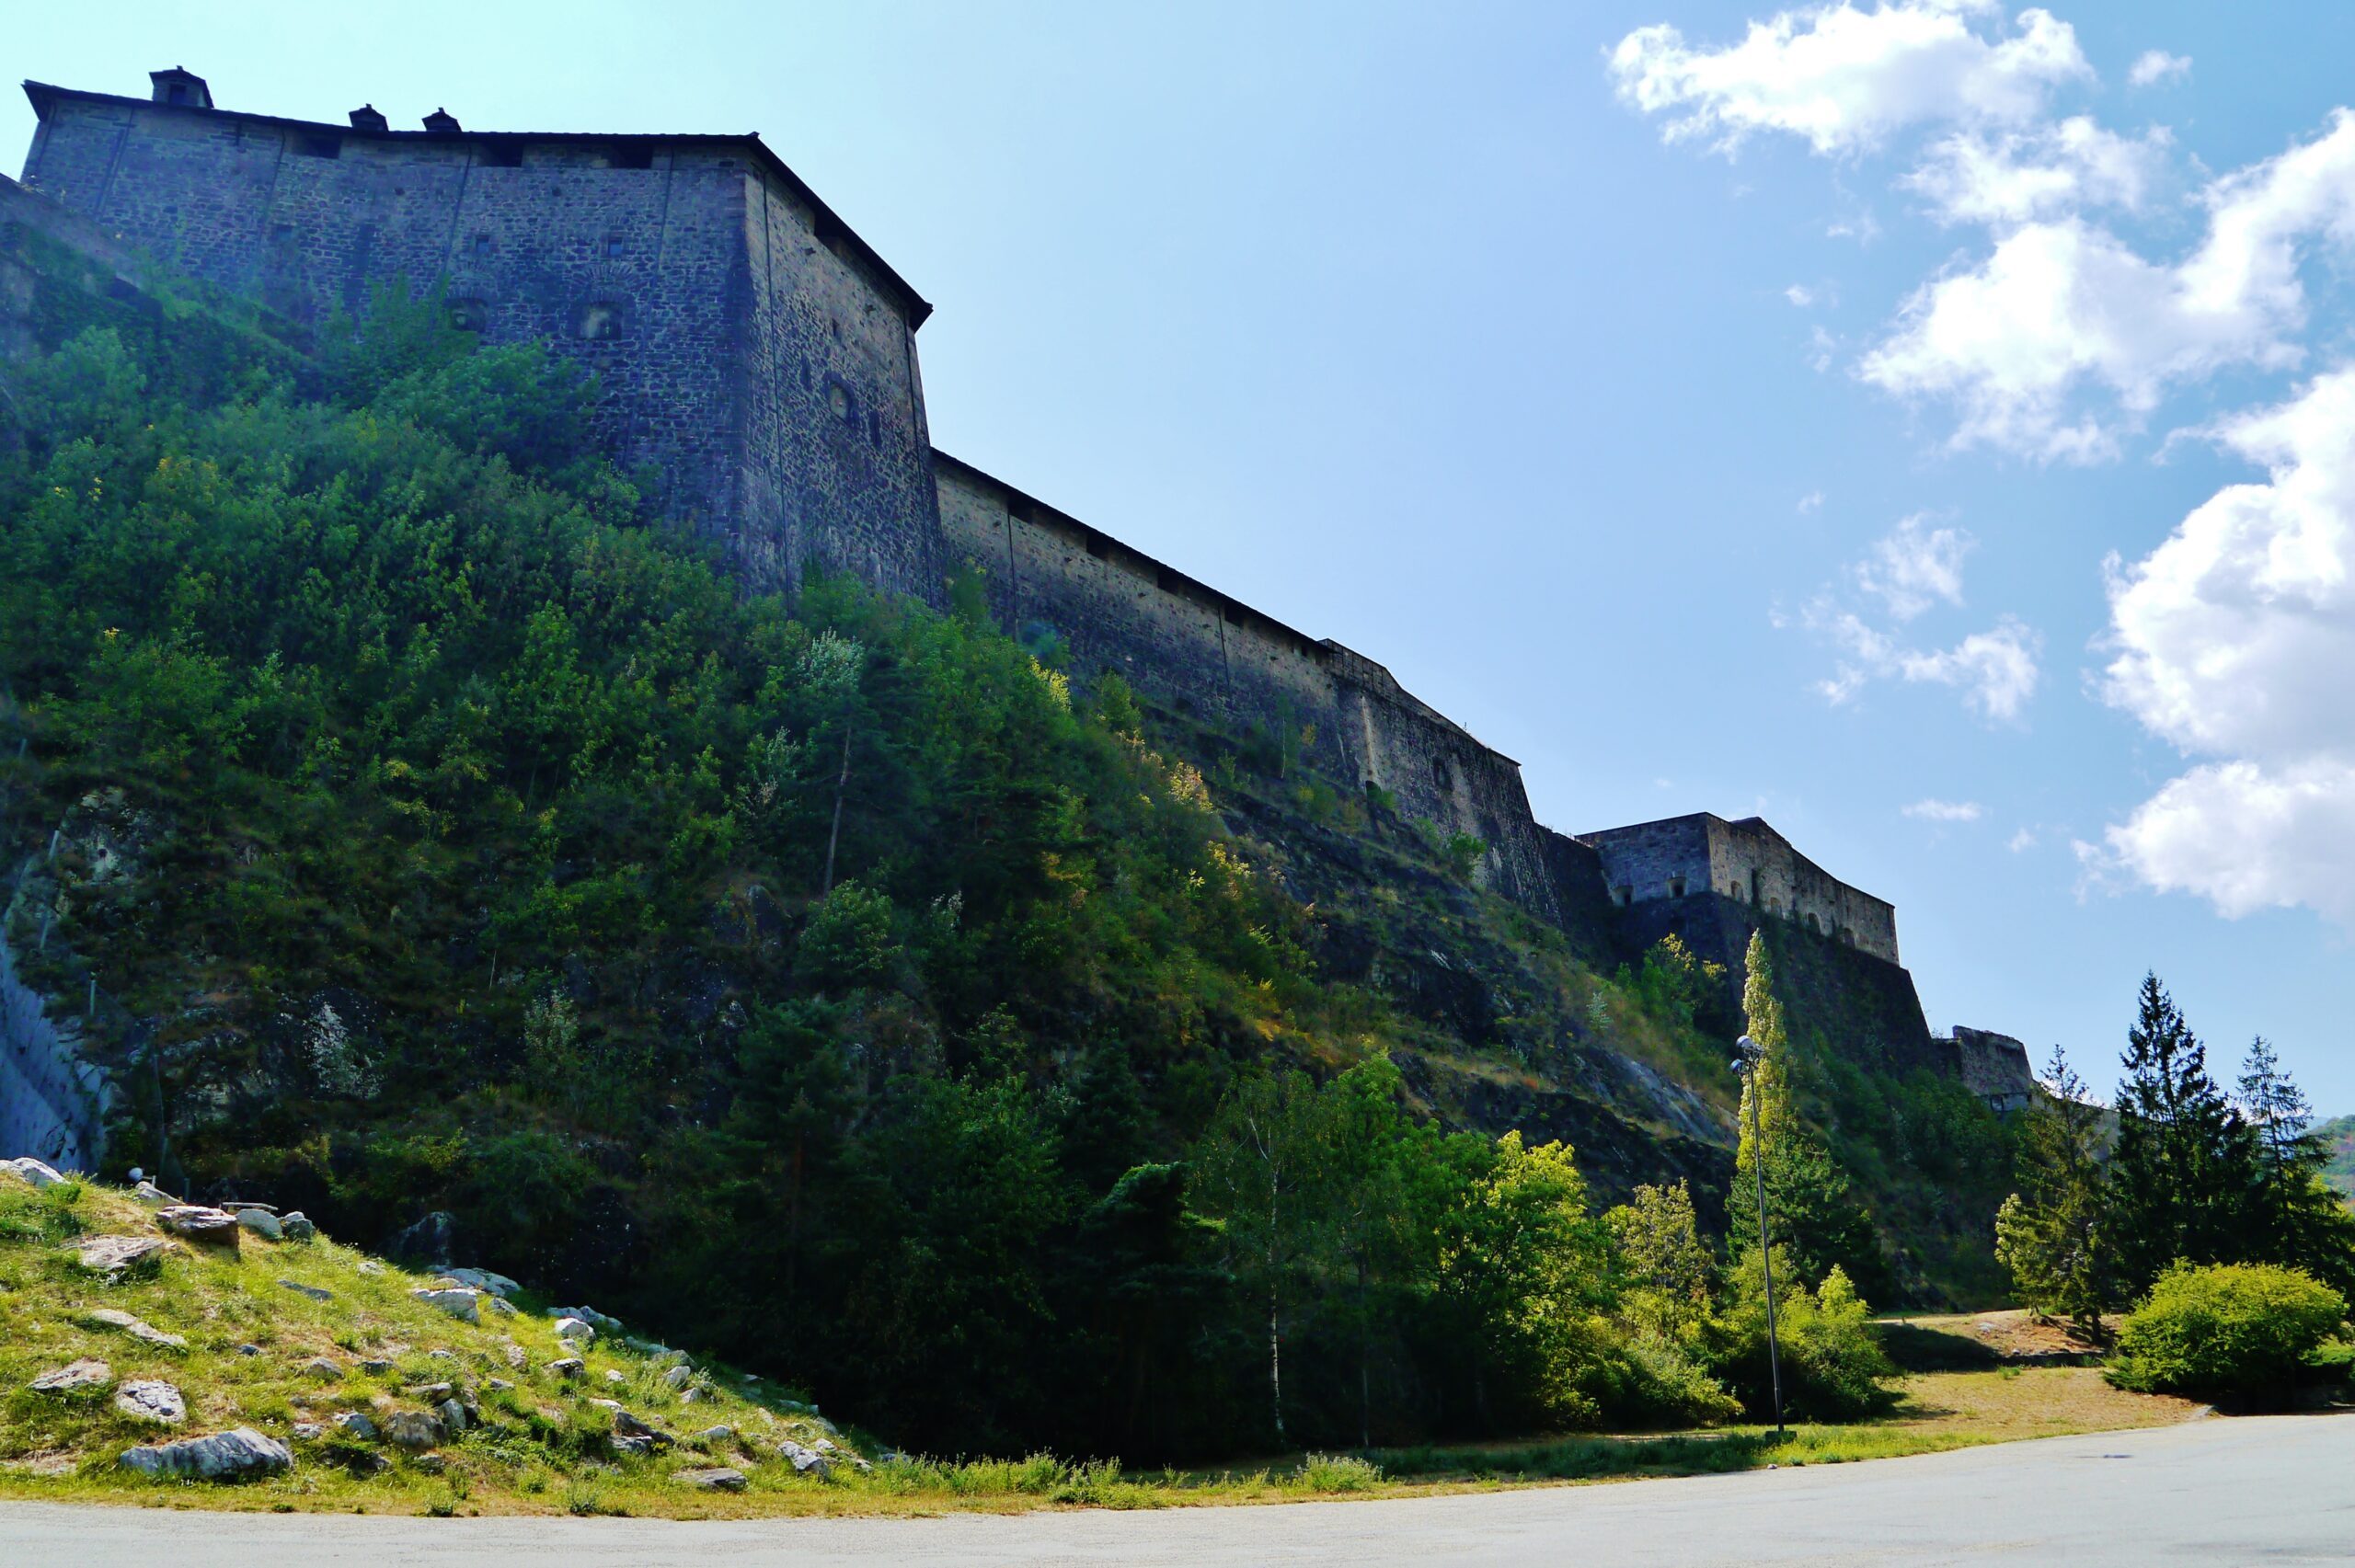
[148,66,213,110]
[348,104,388,132]
[422,108,462,133]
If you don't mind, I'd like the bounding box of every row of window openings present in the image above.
[1608,876,1853,939]
[465,234,628,260]
[289,135,651,171]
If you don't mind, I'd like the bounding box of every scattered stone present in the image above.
[610,1434,654,1456]
[112,1380,184,1425]
[382,1411,442,1451]
[297,1357,342,1381]
[813,1437,836,1454]
[680,1387,707,1405]
[220,1200,278,1214]
[482,1295,517,1317]
[236,1345,263,1357]
[334,1449,390,1476]
[780,1438,831,1478]
[661,1364,692,1391]
[604,1368,626,1385]
[552,1315,596,1345]
[30,1358,112,1393]
[485,1377,514,1392]
[1,1453,75,1477]
[675,1466,746,1492]
[83,1308,187,1349]
[131,1181,173,1207]
[291,1422,324,1440]
[74,1234,175,1276]
[612,1408,673,1447]
[155,1206,239,1250]
[280,1212,316,1242]
[427,1349,457,1361]
[439,1266,519,1299]
[410,1381,454,1401]
[411,1288,479,1324]
[278,1279,332,1302]
[548,1357,585,1379]
[503,1342,527,1371]
[3,1157,65,1188]
[436,1398,468,1434]
[359,1358,394,1375]
[357,1261,385,1276]
[234,1208,283,1242]
[413,1452,446,1474]
[118,1428,291,1482]
[332,1411,377,1441]
[546,1304,624,1333]
[691,1425,735,1446]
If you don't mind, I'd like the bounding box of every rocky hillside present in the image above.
[0,1160,868,1512]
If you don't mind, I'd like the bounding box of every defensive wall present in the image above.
[6,69,2039,1112]
[17,72,945,603]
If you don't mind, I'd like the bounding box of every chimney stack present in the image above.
[148,66,212,110]
[349,104,388,132]
[422,108,461,133]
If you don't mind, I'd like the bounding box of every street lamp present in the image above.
[1733,1033,1786,1437]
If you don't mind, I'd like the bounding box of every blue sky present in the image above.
[10,2,2353,1110]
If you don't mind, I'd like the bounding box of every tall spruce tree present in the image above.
[2236,1036,2355,1293]
[1993,1045,2113,1341]
[2108,974,2263,1296]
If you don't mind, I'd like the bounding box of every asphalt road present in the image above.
[5,1413,2350,1566]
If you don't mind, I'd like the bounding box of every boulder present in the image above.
[358,1357,394,1374]
[29,1358,112,1393]
[75,1234,175,1277]
[218,1200,278,1214]
[4,1157,65,1188]
[280,1212,317,1242]
[291,1422,324,1440]
[332,1411,376,1441]
[389,1211,457,1265]
[439,1266,519,1299]
[551,1315,596,1344]
[548,1357,585,1379]
[691,1425,735,1446]
[675,1466,747,1492]
[112,1380,185,1424]
[155,1206,240,1250]
[130,1181,174,1207]
[610,1434,656,1456]
[235,1207,282,1242]
[411,1287,479,1324]
[612,1408,673,1447]
[780,1439,831,1478]
[296,1357,342,1381]
[278,1279,332,1302]
[83,1308,187,1349]
[502,1342,527,1370]
[436,1397,468,1434]
[118,1427,291,1482]
[546,1304,625,1333]
[236,1344,263,1357]
[381,1411,442,1451]
[662,1364,693,1391]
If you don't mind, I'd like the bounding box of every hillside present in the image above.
[0,202,2016,1461]
[2317,1116,2355,1204]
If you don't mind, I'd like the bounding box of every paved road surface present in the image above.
[5,1413,2350,1566]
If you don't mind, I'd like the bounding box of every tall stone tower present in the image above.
[18,69,947,605]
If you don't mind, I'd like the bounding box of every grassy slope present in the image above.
[2315,1116,2355,1203]
[0,1173,2204,1516]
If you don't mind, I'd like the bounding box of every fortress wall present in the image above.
[1706,818,1900,964]
[935,457,1574,920]
[743,171,942,603]
[18,90,943,604]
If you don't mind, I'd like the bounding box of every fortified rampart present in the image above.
[7,68,2030,1122]
[17,72,944,603]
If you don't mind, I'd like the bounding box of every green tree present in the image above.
[1994,1045,2113,1341]
[1606,1179,1715,1345]
[2110,975,2264,1295]
[2236,1036,2355,1292]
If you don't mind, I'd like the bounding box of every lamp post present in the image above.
[1734,1033,1786,1437]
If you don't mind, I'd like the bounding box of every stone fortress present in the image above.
[9,68,2034,1110]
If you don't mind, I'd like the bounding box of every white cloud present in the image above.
[1611,1,2090,156]
[1786,283,1819,306]
[1904,116,2170,227]
[2007,826,2038,852]
[2100,370,2355,924]
[1861,110,2355,462]
[1808,324,1839,372]
[1855,511,1974,618]
[1798,488,1826,512]
[1904,797,1985,821]
[1896,615,2041,719]
[2128,50,2190,88]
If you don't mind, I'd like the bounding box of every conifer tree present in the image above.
[1993,1045,2112,1341]
[2108,974,2262,1295]
[2236,1036,2355,1292]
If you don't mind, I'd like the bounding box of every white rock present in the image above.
[439,1266,520,1299]
[411,1288,480,1324]
[662,1364,692,1390]
[131,1181,172,1207]
[546,1304,623,1333]
[118,1427,292,1481]
[675,1466,746,1491]
[332,1411,377,1440]
[4,1158,65,1188]
[75,1235,174,1276]
[82,1308,187,1348]
[235,1207,283,1241]
[29,1358,111,1393]
[112,1380,185,1424]
[552,1316,596,1344]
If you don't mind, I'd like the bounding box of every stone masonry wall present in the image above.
[935,455,1573,921]
[1581,813,1899,966]
[18,86,943,605]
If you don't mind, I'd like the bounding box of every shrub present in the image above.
[1290,1453,1384,1492]
[2106,1263,2349,1402]
[1711,1252,1897,1421]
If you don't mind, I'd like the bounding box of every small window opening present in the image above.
[598,146,654,170]
[604,234,626,259]
[1668,876,1686,899]
[469,233,493,258]
[448,298,488,333]
[825,380,853,420]
[1086,536,1110,562]
[167,84,192,106]
[1614,884,1634,908]
[575,302,624,341]
[293,133,340,160]
[479,144,523,168]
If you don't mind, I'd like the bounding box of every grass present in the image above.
[0,1176,2210,1518]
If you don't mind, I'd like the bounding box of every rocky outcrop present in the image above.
[117,1426,290,1481]
[112,1379,184,1424]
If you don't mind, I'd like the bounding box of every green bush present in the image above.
[1712,1251,1897,1421]
[2106,1263,2349,1402]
